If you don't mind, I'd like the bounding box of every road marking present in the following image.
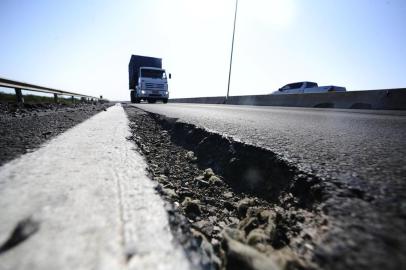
[0,104,190,270]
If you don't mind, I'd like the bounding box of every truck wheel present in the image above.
[134,98,140,103]
[163,99,168,104]
[130,91,136,103]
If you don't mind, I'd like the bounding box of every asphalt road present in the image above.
[134,104,406,192]
[133,103,406,269]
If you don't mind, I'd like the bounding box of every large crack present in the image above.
[150,113,326,209]
[125,105,328,270]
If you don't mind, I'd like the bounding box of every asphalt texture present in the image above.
[0,102,111,166]
[132,103,406,270]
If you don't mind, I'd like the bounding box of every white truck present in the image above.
[128,55,170,103]
[272,81,346,94]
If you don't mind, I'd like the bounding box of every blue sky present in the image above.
[0,0,405,100]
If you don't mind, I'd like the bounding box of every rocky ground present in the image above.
[125,105,332,270]
[0,102,112,166]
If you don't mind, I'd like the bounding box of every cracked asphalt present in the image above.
[1,101,405,269]
[132,103,406,270]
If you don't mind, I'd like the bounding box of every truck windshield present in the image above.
[141,69,166,79]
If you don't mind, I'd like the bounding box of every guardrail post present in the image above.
[54,93,58,103]
[15,88,23,105]
[71,96,74,104]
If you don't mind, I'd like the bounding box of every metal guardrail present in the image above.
[0,76,99,104]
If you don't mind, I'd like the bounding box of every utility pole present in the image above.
[226,0,239,103]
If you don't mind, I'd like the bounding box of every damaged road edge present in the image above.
[124,105,329,270]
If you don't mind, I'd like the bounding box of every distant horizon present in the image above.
[1,0,405,100]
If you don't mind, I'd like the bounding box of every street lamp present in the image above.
[226,0,239,103]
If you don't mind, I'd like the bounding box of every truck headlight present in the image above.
[165,91,169,95]
[141,90,146,94]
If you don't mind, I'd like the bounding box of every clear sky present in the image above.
[1,0,405,100]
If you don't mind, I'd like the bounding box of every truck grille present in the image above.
[145,83,165,90]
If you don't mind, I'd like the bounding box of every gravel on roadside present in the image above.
[0,102,112,166]
[125,105,327,270]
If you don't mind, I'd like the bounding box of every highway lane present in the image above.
[133,104,406,191]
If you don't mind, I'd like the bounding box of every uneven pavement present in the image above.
[1,101,405,270]
[132,104,406,185]
[129,103,406,270]
[0,104,190,270]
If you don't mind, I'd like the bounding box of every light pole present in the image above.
[226,0,238,103]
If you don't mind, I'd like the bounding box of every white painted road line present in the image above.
[0,104,190,270]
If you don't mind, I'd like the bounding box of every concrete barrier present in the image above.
[169,88,406,110]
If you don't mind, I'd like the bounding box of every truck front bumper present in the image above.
[138,90,169,99]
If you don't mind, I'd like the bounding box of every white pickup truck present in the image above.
[272,81,346,94]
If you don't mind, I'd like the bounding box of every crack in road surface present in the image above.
[124,105,325,270]
[125,104,406,270]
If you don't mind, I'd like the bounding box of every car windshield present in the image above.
[141,69,166,79]
[281,82,303,90]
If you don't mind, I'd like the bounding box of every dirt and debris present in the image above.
[0,216,40,254]
[125,105,328,270]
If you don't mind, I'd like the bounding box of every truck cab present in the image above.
[128,55,170,104]
[135,67,169,103]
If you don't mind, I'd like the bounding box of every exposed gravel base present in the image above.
[125,105,330,270]
[0,102,112,166]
